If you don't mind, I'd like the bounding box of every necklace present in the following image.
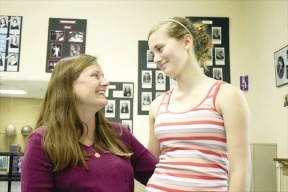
[88,145,101,158]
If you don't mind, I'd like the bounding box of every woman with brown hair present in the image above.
[21,54,157,192]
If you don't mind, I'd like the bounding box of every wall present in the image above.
[0,0,246,146]
[0,97,42,151]
[244,0,288,159]
[0,0,288,191]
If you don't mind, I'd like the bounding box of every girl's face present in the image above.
[148,27,189,77]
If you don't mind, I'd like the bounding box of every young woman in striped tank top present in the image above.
[146,17,251,192]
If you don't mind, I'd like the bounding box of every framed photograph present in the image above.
[46,18,87,73]
[0,156,9,175]
[0,15,23,72]
[274,45,288,87]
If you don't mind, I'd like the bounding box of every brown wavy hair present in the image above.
[35,54,132,172]
[148,17,213,71]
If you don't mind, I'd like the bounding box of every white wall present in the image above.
[1,1,288,189]
[0,0,247,146]
[0,0,288,190]
[244,0,288,157]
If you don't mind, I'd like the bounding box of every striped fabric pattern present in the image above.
[146,81,229,192]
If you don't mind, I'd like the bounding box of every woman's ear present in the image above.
[183,34,193,50]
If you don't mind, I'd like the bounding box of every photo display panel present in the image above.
[102,82,134,133]
[46,18,87,72]
[0,15,23,72]
[187,17,230,83]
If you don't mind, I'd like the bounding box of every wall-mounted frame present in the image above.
[137,17,230,115]
[274,45,288,87]
[46,18,87,73]
[0,15,23,72]
[102,82,134,133]
[138,41,174,115]
[187,16,230,83]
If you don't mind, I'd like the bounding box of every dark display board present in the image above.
[137,17,230,115]
[187,17,230,83]
[0,15,23,72]
[102,82,134,133]
[138,41,177,115]
[46,18,87,72]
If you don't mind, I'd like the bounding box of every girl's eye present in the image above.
[157,47,163,52]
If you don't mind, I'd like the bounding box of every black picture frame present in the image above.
[102,82,134,133]
[0,15,23,72]
[274,45,288,87]
[46,18,87,73]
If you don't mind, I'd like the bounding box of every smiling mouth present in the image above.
[160,62,168,69]
[96,91,106,95]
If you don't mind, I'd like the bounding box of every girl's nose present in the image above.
[154,54,162,67]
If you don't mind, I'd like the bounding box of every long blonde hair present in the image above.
[35,54,132,172]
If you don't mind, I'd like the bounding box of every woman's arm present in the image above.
[217,84,251,191]
[21,129,54,192]
[118,124,158,185]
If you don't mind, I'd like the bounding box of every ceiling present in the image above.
[0,79,48,99]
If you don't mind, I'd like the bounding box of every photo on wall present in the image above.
[46,18,87,73]
[102,82,134,133]
[274,45,288,87]
[0,15,23,72]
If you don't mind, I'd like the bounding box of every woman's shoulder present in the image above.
[216,81,247,110]
[110,122,132,141]
[29,126,46,139]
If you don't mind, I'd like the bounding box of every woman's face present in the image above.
[125,86,130,92]
[144,73,150,78]
[12,36,17,42]
[1,18,6,24]
[73,62,109,112]
[10,55,16,61]
[148,27,189,77]
[122,102,128,108]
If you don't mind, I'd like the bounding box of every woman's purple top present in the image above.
[21,122,157,192]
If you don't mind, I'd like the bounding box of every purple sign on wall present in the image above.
[240,75,248,91]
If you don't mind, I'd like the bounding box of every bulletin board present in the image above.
[46,18,87,72]
[187,16,230,83]
[137,41,177,115]
[102,82,134,133]
[137,17,230,115]
[0,15,23,72]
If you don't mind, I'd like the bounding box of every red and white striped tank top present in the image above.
[146,81,229,192]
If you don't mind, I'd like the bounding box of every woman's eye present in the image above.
[92,74,99,78]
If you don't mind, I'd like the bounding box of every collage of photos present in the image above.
[0,15,22,72]
[188,16,230,83]
[138,41,178,115]
[46,18,86,73]
[103,82,134,133]
[138,17,229,115]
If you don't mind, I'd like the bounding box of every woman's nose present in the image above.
[101,78,110,86]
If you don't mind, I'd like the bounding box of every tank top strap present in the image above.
[208,80,226,109]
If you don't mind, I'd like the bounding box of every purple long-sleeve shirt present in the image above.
[21,122,157,192]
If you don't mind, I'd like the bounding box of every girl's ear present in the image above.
[183,34,193,50]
